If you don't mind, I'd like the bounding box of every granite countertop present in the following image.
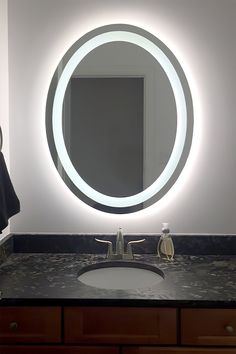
[0,252,236,307]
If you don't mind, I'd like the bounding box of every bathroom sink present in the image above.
[77,261,164,290]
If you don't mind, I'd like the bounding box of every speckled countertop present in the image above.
[0,252,236,307]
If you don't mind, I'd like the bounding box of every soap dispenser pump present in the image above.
[157,223,174,261]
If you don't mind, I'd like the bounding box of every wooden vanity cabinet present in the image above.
[2,347,235,354]
[123,308,236,354]
[0,306,236,354]
[181,309,236,346]
[0,306,61,344]
[0,345,119,353]
[123,349,236,353]
[64,307,177,345]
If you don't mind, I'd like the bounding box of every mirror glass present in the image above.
[46,24,193,213]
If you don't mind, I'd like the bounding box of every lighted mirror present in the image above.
[46,24,193,213]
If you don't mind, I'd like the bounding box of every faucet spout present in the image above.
[95,230,146,260]
[115,227,124,255]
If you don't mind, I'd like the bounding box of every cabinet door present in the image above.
[0,307,61,344]
[0,345,119,354]
[64,307,177,345]
[181,309,236,346]
[122,347,236,353]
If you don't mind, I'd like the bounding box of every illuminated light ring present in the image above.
[52,31,187,208]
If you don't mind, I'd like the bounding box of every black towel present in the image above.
[0,152,20,233]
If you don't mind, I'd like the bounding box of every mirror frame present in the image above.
[46,24,194,214]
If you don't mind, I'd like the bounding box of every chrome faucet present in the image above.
[115,227,124,256]
[95,228,145,260]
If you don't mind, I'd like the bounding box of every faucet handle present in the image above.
[95,238,113,258]
[127,238,145,258]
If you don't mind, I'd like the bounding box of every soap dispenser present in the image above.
[157,223,174,261]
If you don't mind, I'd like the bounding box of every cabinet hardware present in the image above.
[225,325,234,334]
[9,322,18,330]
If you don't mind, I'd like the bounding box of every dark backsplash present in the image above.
[2,233,235,256]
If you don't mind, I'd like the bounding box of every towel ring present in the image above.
[0,126,2,151]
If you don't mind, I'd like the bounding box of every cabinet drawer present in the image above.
[181,309,236,346]
[64,307,177,345]
[0,345,119,354]
[0,307,61,343]
[123,347,236,353]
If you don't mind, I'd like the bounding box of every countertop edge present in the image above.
[0,298,236,308]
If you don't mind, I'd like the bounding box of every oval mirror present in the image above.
[46,24,193,213]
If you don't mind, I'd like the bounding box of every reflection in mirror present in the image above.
[63,40,177,197]
[46,24,193,213]
[64,76,145,197]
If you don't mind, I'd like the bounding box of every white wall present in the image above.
[7,0,236,234]
[0,0,10,240]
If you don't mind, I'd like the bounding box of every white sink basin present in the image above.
[77,261,164,290]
